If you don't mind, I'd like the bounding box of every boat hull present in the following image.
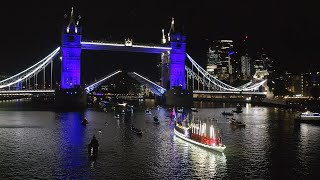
[295,111,320,123]
[174,128,226,153]
[295,118,320,124]
[297,116,320,120]
[131,128,143,135]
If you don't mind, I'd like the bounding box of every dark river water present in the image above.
[0,99,320,179]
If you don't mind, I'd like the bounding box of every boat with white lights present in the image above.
[173,110,226,153]
[295,110,320,123]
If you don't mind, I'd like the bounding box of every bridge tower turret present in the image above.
[61,7,82,89]
[170,33,186,89]
[56,7,86,110]
[163,18,192,107]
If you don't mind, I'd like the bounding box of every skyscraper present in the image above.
[206,40,233,80]
[241,54,251,79]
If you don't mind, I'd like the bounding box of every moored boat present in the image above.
[295,110,320,123]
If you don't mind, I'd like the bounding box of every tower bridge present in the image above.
[0,7,267,108]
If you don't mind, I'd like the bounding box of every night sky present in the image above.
[0,1,319,82]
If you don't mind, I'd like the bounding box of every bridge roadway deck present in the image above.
[0,89,55,95]
[193,90,267,95]
[81,41,171,54]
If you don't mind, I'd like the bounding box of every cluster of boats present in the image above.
[221,104,246,128]
[221,103,243,116]
[87,105,232,159]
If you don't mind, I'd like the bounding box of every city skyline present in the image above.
[0,1,318,76]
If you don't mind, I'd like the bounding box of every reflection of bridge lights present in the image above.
[173,135,227,177]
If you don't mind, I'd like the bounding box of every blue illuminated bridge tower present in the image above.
[55,8,87,109]
[163,32,193,106]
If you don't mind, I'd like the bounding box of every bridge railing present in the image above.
[81,39,171,48]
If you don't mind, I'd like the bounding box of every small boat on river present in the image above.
[131,125,143,135]
[230,118,246,127]
[295,110,320,123]
[88,135,99,160]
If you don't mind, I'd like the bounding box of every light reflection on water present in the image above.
[173,135,227,179]
[0,101,320,179]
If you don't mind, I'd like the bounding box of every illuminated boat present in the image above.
[295,111,320,123]
[173,114,226,153]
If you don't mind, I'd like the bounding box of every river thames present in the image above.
[0,99,320,179]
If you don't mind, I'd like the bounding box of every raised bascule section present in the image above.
[0,8,268,109]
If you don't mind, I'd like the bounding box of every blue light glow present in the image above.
[170,33,186,89]
[61,34,82,89]
[229,51,235,55]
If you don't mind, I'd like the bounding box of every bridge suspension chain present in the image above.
[186,54,241,91]
[0,47,60,89]
[185,53,267,92]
